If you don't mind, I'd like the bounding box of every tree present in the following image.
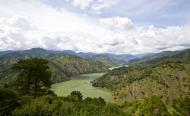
[0,87,20,115]
[12,92,125,116]
[70,91,83,101]
[12,58,52,97]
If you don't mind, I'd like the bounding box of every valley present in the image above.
[1,48,190,115]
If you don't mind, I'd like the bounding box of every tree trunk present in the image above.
[34,78,37,98]
[27,78,30,96]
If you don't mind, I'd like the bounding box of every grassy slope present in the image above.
[92,52,190,102]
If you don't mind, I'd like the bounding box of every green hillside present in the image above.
[48,56,107,82]
[0,55,108,87]
[131,48,190,65]
[92,49,190,102]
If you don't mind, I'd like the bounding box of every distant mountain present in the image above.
[0,51,15,56]
[129,48,190,65]
[0,48,138,67]
[0,48,58,58]
[76,52,136,67]
[91,54,133,67]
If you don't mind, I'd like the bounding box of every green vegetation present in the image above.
[121,96,170,116]
[11,91,125,116]
[0,87,20,115]
[170,97,190,115]
[92,59,190,102]
[91,49,190,115]
[131,48,190,66]
[1,86,188,116]
[49,56,108,82]
[1,49,190,115]
[92,66,129,89]
[0,55,108,87]
[92,55,125,67]
[12,58,52,97]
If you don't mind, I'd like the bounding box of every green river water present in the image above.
[51,73,117,103]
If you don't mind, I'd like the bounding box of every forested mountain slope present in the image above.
[92,48,190,102]
[0,55,107,87]
[130,48,190,65]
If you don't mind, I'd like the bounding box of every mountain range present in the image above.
[0,48,141,87]
[1,46,190,116]
[0,48,137,65]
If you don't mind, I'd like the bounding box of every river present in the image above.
[51,73,115,103]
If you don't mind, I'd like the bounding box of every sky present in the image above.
[0,0,190,54]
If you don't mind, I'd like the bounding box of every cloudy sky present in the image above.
[0,0,190,54]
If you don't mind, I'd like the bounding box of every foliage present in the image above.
[12,92,125,116]
[2,48,190,115]
[12,58,52,97]
[92,59,190,102]
[0,87,20,116]
[70,91,83,102]
[170,97,190,116]
[1,88,188,116]
[121,96,170,116]
[92,66,129,89]
[0,55,108,85]
[140,96,169,115]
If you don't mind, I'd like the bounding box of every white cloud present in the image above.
[0,0,190,54]
[0,16,43,50]
[99,16,134,30]
[66,0,93,9]
[66,0,120,14]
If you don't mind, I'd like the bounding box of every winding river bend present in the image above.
[51,73,115,103]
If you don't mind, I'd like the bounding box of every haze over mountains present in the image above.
[0,48,137,65]
[0,47,131,57]
[1,47,189,64]
[1,47,190,67]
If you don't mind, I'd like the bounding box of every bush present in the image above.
[84,97,106,105]
[12,91,125,116]
[70,91,83,102]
